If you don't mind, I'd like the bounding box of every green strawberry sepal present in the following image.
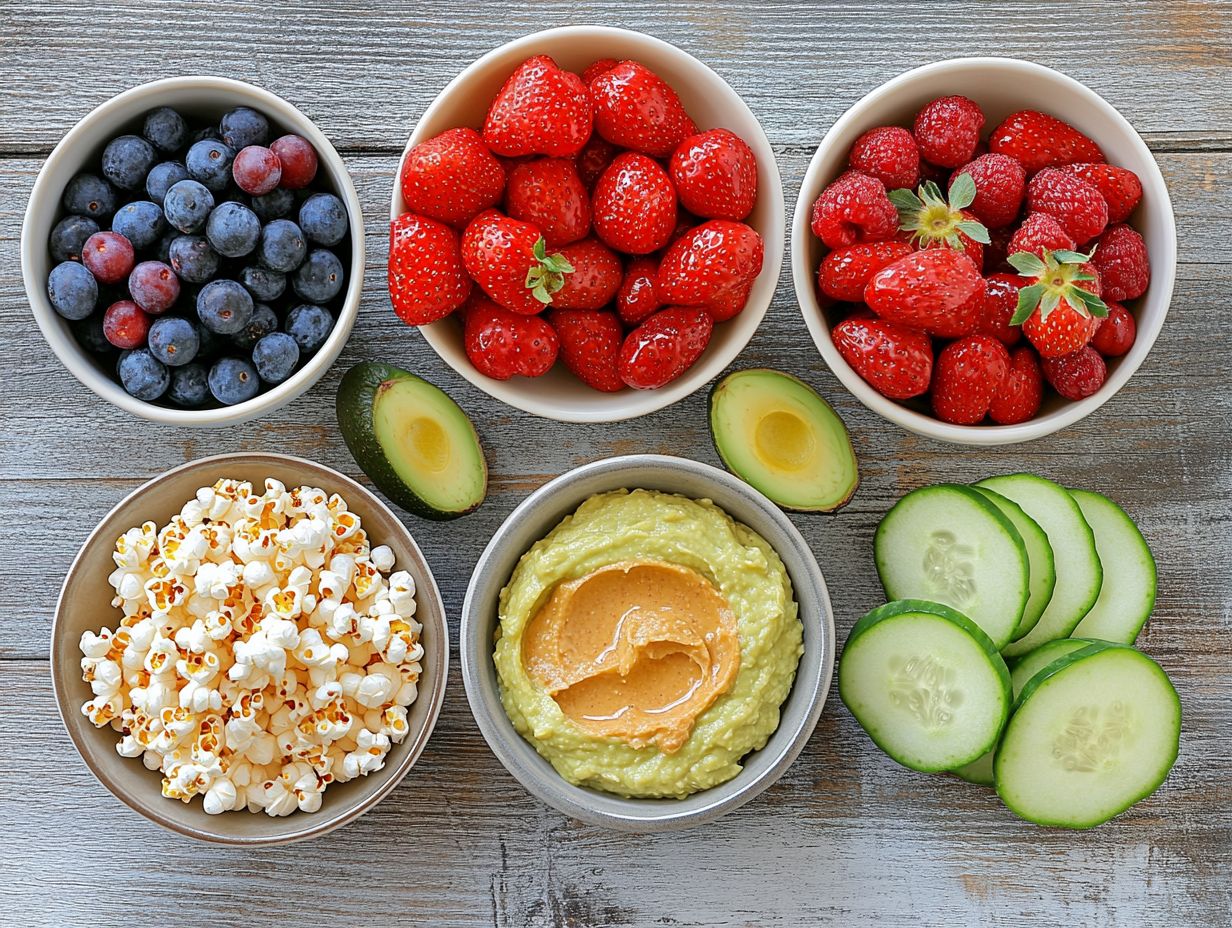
[1007,247,1109,326]
[524,237,575,305]
[889,173,991,252]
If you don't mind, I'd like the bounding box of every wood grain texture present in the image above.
[2,1,1230,925]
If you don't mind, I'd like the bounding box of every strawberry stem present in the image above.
[524,237,574,305]
[1008,247,1109,326]
[888,174,990,252]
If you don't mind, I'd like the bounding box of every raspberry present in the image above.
[1007,213,1075,258]
[1092,223,1150,301]
[1090,301,1137,357]
[1026,167,1109,244]
[950,153,1025,228]
[809,171,899,249]
[848,126,920,190]
[1057,163,1143,224]
[912,95,985,169]
[1042,345,1107,400]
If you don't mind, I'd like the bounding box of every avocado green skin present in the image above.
[335,361,487,521]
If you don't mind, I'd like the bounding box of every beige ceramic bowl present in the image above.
[51,453,448,844]
[392,25,785,423]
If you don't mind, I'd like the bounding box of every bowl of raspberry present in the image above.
[388,25,785,423]
[23,77,364,426]
[792,58,1175,445]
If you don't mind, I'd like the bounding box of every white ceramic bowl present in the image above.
[392,25,785,423]
[23,76,365,427]
[460,455,834,831]
[792,58,1176,445]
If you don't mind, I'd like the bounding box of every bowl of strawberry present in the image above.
[23,77,363,426]
[792,58,1175,445]
[388,25,784,422]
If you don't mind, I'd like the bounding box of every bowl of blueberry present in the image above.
[22,76,364,425]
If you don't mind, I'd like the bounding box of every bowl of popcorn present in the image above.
[50,452,448,844]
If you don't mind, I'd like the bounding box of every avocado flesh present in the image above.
[337,362,487,520]
[709,368,858,512]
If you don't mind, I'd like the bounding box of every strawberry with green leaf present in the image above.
[889,173,991,270]
[1008,247,1108,358]
[461,210,575,315]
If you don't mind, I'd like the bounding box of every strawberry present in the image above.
[1009,247,1108,358]
[505,157,591,248]
[461,210,573,314]
[551,238,622,310]
[592,152,677,254]
[589,61,697,157]
[889,175,990,269]
[669,129,758,221]
[615,256,661,325]
[848,126,920,190]
[949,153,1026,228]
[483,55,592,158]
[1092,223,1150,301]
[1026,167,1109,244]
[388,213,473,325]
[989,110,1105,174]
[863,248,985,338]
[704,281,754,322]
[550,308,624,392]
[399,128,505,229]
[618,306,713,389]
[978,272,1025,346]
[984,225,1016,272]
[1057,163,1142,224]
[1090,300,1136,357]
[988,345,1043,424]
[463,295,559,379]
[575,135,619,189]
[581,58,619,84]
[663,213,698,252]
[912,95,985,169]
[810,171,899,249]
[656,220,764,309]
[930,335,1011,424]
[831,316,933,399]
[817,241,913,303]
[1007,212,1075,258]
[1041,345,1107,400]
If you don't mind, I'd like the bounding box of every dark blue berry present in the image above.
[147,316,200,366]
[142,108,188,153]
[63,174,117,219]
[47,261,98,319]
[232,302,279,350]
[168,235,220,283]
[192,319,224,359]
[163,179,215,233]
[208,356,260,405]
[239,265,286,302]
[111,200,166,251]
[146,161,189,204]
[101,135,157,191]
[292,248,345,304]
[154,231,177,264]
[196,279,254,335]
[168,362,210,407]
[251,187,295,222]
[219,107,270,150]
[72,314,113,355]
[252,332,301,384]
[185,139,236,192]
[284,304,334,353]
[298,193,348,246]
[205,201,261,258]
[118,348,170,400]
[49,215,99,262]
[258,219,307,273]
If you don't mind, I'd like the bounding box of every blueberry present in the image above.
[192,318,224,360]
[168,235,220,283]
[239,265,286,302]
[111,200,166,251]
[47,261,98,319]
[284,304,334,353]
[292,248,345,304]
[196,279,254,334]
[232,302,279,350]
[154,231,177,264]
[298,193,348,246]
[258,219,307,273]
[142,107,188,153]
[163,179,215,233]
[101,135,157,191]
[220,107,270,150]
[146,161,189,204]
[72,314,113,355]
[251,332,300,384]
[148,315,200,366]
[205,201,261,258]
[185,139,235,192]
[49,215,100,262]
[118,348,170,400]
[63,174,117,219]
[208,356,260,405]
[168,362,210,407]
[251,187,295,222]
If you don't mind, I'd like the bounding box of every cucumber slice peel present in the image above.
[969,485,1055,641]
[1068,489,1157,644]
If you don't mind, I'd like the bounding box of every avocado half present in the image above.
[336,361,488,520]
[709,368,859,512]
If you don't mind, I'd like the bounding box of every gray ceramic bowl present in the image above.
[51,453,448,844]
[460,454,834,831]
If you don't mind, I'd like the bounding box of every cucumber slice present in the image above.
[874,484,1029,650]
[1068,489,1157,644]
[995,643,1180,829]
[839,599,1012,772]
[975,474,1102,659]
[970,485,1055,641]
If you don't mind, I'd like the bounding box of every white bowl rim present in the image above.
[22,75,366,428]
[391,25,786,424]
[791,56,1177,446]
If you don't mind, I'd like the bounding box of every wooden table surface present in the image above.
[2,1,1229,925]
